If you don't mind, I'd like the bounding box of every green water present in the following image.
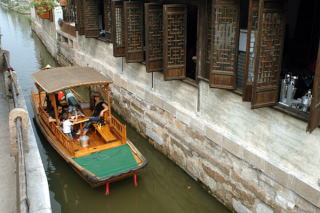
[0,6,231,213]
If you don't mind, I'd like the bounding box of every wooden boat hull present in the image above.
[31,94,148,188]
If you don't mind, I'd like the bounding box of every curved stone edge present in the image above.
[13,73,52,213]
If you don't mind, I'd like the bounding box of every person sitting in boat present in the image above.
[81,94,108,136]
[62,112,74,140]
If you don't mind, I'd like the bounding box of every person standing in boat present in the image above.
[81,94,108,136]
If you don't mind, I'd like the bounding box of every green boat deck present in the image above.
[74,144,139,178]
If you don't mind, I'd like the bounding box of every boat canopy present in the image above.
[32,66,112,93]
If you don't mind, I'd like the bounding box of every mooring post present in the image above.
[105,182,110,196]
[134,173,138,187]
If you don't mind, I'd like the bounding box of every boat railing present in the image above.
[38,106,50,123]
[110,115,126,144]
[38,105,75,155]
[50,122,75,155]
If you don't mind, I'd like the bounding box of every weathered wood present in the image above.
[163,4,187,80]
[242,0,259,101]
[112,1,125,57]
[209,0,240,89]
[76,0,85,35]
[104,0,112,41]
[145,3,163,72]
[307,43,320,132]
[83,0,99,38]
[251,0,285,108]
[124,1,144,63]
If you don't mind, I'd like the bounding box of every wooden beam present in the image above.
[49,93,60,125]
[104,84,112,124]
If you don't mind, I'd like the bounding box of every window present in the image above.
[78,0,112,39]
[111,0,125,56]
[75,0,85,35]
[145,3,163,72]
[209,0,240,89]
[124,1,144,62]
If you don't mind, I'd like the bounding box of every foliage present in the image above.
[30,0,58,14]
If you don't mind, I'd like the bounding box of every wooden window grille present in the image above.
[104,0,112,41]
[83,0,99,38]
[251,0,285,108]
[203,0,212,80]
[209,0,240,89]
[112,1,125,57]
[145,3,163,72]
[163,4,187,80]
[242,0,259,101]
[76,0,85,35]
[124,1,144,63]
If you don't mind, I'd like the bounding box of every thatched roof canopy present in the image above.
[32,66,112,93]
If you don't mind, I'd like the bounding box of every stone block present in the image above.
[232,199,252,213]
[205,126,223,145]
[146,127,164,146]
[256,203,274,213]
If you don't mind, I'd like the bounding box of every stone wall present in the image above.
[31,13,320,213]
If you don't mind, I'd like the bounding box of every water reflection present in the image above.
[0,6,230,213]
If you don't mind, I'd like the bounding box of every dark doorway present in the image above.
[281,0,320,99]
[186,5,198,80]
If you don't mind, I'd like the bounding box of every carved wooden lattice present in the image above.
[145,3,163,72]
[307,44,320,132]
[112,1,125,57]
[124,1,144,63]
[83,0,99,38]
[205,0,212,79]
[252,0,285,108]
[104,0,112,41]
[242,0,259,101]
[209,0,240,89]
[163,4,187,80]
[75,0,85,35]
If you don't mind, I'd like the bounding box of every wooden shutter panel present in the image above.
[145,3,163,72]
[204,0,212,80]
[124,1,144,63]
[163,4,187,80]
[251,0,285,108]
[111,1,125,57]
[307,44,320,132]
[83,0,99,38]
[104,0,112,41]
[242,0,259,101]
[76,0,85,35]
[209,0,240,89]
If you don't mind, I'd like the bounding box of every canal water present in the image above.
[0,7,230,213]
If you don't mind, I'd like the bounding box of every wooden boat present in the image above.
[30,66,147,193]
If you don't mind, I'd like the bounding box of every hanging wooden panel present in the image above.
[209,0,240,89]
[76,0,85,35]
[242,0,259,101]
[111,1,125,57]
[124,1,144,63]
[307,43,320,132]
[145,3,163,72]
[104,0,112,41]
[205,0,212,80]
[251,0,285,108]
[163,4,187,80]
[83,0,99,38]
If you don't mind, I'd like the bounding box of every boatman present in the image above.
[80,93,108,136]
